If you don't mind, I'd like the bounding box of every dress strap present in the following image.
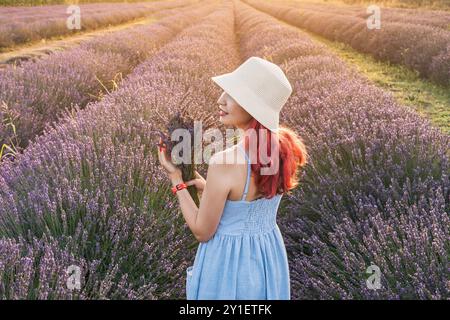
[237,144,251,201]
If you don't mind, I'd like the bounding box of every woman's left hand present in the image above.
[157,137,182,178]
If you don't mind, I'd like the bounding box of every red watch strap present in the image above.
[172,182,187,195]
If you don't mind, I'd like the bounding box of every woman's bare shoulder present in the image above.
[208,145,245,167]
[206,145,247,192]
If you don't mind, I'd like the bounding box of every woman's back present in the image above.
[225,143,265,202]
[185,143,290,300]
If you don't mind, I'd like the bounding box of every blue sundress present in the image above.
[185,144,291,300]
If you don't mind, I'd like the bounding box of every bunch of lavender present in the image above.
[152,91,216,207]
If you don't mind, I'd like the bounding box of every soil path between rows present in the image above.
[0,16,156,67]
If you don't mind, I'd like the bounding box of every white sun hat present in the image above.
[211,56,293,133]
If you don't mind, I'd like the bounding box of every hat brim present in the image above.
[211,74,279,133]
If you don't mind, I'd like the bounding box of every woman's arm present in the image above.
[170,152,231,243]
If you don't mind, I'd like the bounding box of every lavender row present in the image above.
[235,0,449,299]
[245,0,450,86]
[0,2,155,20]
[0,1,215,154]
[277,0,450,31]
[0,0,238,299]
[0,0,195,49]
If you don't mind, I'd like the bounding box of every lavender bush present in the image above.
[0,1,215,153]
[0,236,87,299]
[245,0,450,86]
[235,0,449,299]
[0,0,239,299]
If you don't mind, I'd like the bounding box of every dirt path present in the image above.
[0,16,156,67]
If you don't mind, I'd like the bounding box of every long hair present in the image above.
[242,118,308,198]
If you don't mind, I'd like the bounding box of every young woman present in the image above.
[157,56,308,300]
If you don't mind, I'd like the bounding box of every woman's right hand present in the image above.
[185,170,206,192]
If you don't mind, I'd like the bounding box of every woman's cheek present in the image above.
[222,114,232,124]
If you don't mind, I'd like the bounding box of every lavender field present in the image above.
[0,0,197,49]
[246,0,450,86]
[0,0,448,300]
[0,0,214,153]
[280,0,450,30]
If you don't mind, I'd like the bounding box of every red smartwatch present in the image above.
[172,182,187,195]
